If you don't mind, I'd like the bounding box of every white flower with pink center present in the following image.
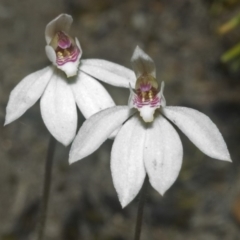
[128,47,166,122]
[4,14,135,146]
[45,14,82,77]
[69,46,231,208]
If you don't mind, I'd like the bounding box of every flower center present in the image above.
[134,74,160,108]
[50,31,80,66]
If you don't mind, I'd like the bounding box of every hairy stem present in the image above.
[134,176,148,240]
[36,135,56,240]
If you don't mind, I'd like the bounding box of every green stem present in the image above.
[36,135,56,240]
[134,176,149,240]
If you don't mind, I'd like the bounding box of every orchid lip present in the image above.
[132,86,161,123]
[128,74,164,123]
[133,93,161,108]
[56,46,80,66]
[132,76,161,109]
[50,31,81,67]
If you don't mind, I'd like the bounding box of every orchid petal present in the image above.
[4,66,53,125]
[75,37,83,59]
[70,71,115,119]
[131,46,156,78]
[128,83,136,108]
[144,114,183,195]
[111,116,146,208]
[45,45,56,64]
[108,128,120,139]
[163,107,231,161]
[160,81,166,107]
[79,59,136,88]
[45,14,73,44]
[40,70,77,146]
[69,106,134,164]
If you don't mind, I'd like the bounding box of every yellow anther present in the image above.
[148,90,153,101]
[57,51,63,58]
[63,49,70,57]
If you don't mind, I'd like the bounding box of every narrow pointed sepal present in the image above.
[131,46,156,78]
[79,59,136,88]
[163,106,232,162]
[40,70,77,146]
[144,114,183,195]
[111,116,146,208]
[4,66,53,126]
[69,106,135,164]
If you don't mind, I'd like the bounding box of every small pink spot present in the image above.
[139,83,152,92]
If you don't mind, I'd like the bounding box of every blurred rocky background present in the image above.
[1,0,240,239]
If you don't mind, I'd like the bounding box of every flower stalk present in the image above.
[36,135,56,240]
[134,176,149,240]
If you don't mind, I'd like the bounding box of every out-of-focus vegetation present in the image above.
[210,0,240,16]
[220,12,240,71]
[211,0,240,71]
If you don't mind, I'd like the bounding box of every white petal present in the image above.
[70,71,115,119]
[144,114,183,195]
[40,70,77,146]
[163,107,231,162]
[4,66,53,125]
[131,46,156,78]
[111,116,146,208]
[160,81,166,107]
[128,83,136,108]
[69,106,134,164]
[75,37,83,58]
[45,45,56,64]
[45,14,73,44]
[108,128,120,139]
[79,59,136,88]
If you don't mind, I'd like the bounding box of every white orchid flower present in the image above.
[69,46,231,208]
[4,14,135,146]
[44,14,82,77]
